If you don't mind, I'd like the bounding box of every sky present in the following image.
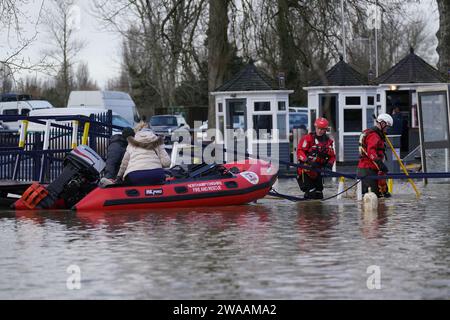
[0,0,441,90]
[1,0,122,89]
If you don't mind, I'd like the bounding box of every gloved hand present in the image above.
[375,159,388,173]
[309,161,320,168]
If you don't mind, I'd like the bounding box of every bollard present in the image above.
[388,178,393,194]
[82,122,90,145]
[18,120,29,148]
[363,187,378,211]
[337,176,345,200]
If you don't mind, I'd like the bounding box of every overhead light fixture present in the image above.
[390,85,398,91]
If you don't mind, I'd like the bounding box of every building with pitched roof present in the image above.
[303,49,448,162]
[211,60,293,165]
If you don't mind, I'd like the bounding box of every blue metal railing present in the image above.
[0,111,117,182]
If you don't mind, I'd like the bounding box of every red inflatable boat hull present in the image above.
[74,160,277,211]
[14,160,277,211]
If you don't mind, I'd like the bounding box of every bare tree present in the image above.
[75,62,98,90]
[207,0,232,127]
[93,0,207,118]
[0,0,48,84]
[42,0,86,107]
[0,63,13,93]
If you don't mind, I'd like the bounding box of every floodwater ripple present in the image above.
[0,179,448,299]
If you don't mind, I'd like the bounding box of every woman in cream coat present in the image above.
[117,128,171,185]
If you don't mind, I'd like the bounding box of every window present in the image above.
[366,108,375,129]
[253,115,272,139]
[2,109,18,115]
[278,101,286,111]
[254,101,271,111]
[376,94,380,102]
[112,115,132,127]
[368,96,375,105]
[218,116,224,139]
[310,109,317,130]
[150,116,177,126]
[218,103,223,113]
[344,109,362,132]
[277,114,287,140]
[289,112,308,131]
[345,96,361,105]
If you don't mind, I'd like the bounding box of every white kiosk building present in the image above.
[211,61,293,166]
[304,49,447,162]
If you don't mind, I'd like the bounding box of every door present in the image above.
[319,94,339,159]
[225,99,247,161]
[417,87,450,183]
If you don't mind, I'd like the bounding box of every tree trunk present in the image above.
[277,0,296,89]
[207,0,230,128]
[437,0,450,78]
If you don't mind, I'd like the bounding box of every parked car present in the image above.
[289,111,308,131]
[149,114,190,144]
[67,90,140,126]
[26,108,133,156]
[0,100,54,131]
[28,107,132,135]
[1,93,32,102]
[289,106,308,113]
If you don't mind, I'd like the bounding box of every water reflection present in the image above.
[1,179,449,299]
[360,201,392,239]
[294,202,339,253]
[9,204,274,234]
[296,202,339,236]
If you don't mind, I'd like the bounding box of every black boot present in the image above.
[313,191,323,199]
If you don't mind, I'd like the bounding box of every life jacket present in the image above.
[358,128,386,160]
[297,133,335,178]
[358,127,386,170]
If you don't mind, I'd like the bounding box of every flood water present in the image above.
[0,178,448,300]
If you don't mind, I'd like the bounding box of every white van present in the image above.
[67,91,140,126]
[0,100,54,130]
[27,107,133,135]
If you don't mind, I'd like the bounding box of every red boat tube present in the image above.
[14,159,278,211]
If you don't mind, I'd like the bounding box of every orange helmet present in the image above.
[314,117,329,129]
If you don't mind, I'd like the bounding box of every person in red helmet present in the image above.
[296,117,336,199]
[357,113,393,198]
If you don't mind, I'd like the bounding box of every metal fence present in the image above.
[0,111,114,182]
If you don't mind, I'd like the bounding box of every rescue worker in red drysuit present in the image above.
[357,113,393,198]
[296,118,336,199]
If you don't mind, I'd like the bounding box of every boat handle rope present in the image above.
[217,146,450,181]
[268,178,363,203]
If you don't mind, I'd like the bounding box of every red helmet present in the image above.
[314,118,329,129]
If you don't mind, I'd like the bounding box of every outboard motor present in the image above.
[15,145,105,209]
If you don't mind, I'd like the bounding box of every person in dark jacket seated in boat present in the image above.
[116,128,171,185]
[104,127,135,178]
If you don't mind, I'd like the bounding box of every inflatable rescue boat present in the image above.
[13,146,278,211]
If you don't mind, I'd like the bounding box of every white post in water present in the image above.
[357,180,363,201]
[337,177,345,200]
